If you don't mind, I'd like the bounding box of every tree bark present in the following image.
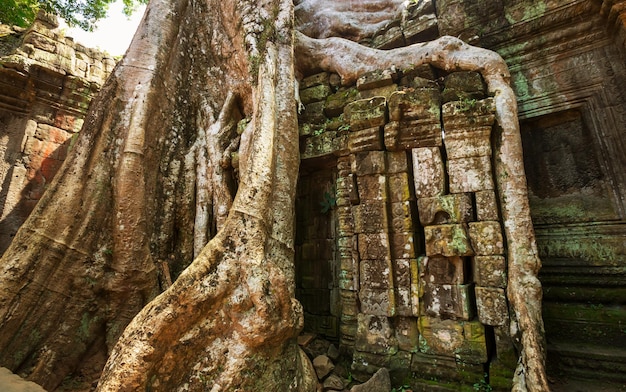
[0,1,548,391]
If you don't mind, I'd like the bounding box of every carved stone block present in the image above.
[417,193,473,225]
[300,83,333,105]
[348,126,383,152]
[475,286,509,326]
[424,224,474,257]
[387,89,440,122]
[359,84,398,100]
[357,233,391,262]
[447,155,494,193]
[388,172,414,203]
[353,202,388,234]
[384,120,442,151]
[324,87,359,117]
[395,316,419,352]
[341,289,359,316]
[352,150,386,175]
[356,69,396,91]
[390,201,415,233]
[390,232,416,260]
[360,257,393,290]
[395,286,413,316]
[300,72,330,89]
[473,255,507,288]
[344,96,387,131]
[422,283,474,320]
[475,189,499,221]
[411,147,445,198]
[441,72,486,102]
[393,258,412,288]
[419,255,467,285]
[444,126,492,159]
[386,150,409,174]
[441,98,495,127]
[418,316,488,364]
[468,221,504,256]
[359,288,396,316]
[356,174,387,202]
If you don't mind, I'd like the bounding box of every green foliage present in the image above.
[0,0,148,31]
[473,373,493,392]
[319,188,337,213]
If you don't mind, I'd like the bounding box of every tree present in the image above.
[0,0,549,391]
[0,0,147,31]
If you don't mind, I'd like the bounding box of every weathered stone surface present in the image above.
[301,72,330,89]
[344,97,387,131]
[383,120,442,151]
[394,316,419,352]
[323,374,344,391]
[417,193,473,225]
[387,89,440,122]
[385,150,409,174]
[444,126,492,159]
[441,98,496,128]
[468,221,505,256]
[297,347,319,392]
[299,101,328,126]
[422,283,474,320]
[475,286,509,326]
[355,314,398,355]
[424,224,474,257]
[372,24,405,49]
[348,126,383,152]
[352,150,386,175]
[353,202,388,234]
[356,174,387,201]
[359,84,398,100]
[475,190,499,221]
[442,71,486,102]
[325,87,359,117]
[359,288,395,316]
[313,355,335,380]
[473,255,507,288]
[419,255,467,285]
[388,172,414,202]
[356,69,396,91]
[418,317,488,364]
[359,257,392,289]
[389,232,416,259]
[410,352,484,383]
[411,147,445,198]
[301,83,333,105]
[389,201,415,233]
[394,286,413,316]
[447,155,494,193]
[350,367,391,392]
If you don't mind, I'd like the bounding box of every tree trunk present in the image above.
[0,1,548,391]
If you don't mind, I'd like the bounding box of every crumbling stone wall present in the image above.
[295,66,518,390]
[0,13,113,254]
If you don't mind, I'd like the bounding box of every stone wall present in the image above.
[295,66,519,390]
[0,12,113,254]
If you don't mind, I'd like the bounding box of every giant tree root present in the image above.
[295,33,549,392]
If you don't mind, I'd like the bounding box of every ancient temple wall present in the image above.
[295,66,520,390]
[0,13,113,254]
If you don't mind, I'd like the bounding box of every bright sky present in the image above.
[62,0,146,56]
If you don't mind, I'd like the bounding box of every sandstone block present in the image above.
[410,352,485,383]
[473,255,507,288]
[444,126,492,159]
[417,193,473,225]
[348,126,383,152]
[352,150,386,175]
[410,258,420,316]
[301,72,330,89]
[355,314,398,355]
[313,355,335,380]
[372,25,405,49]
[359,257,393,289]
[344,97,387,131]
[394,316,419,352]
[390,201,415,233]
[353,202,388,234]
[385,150,409,174]
[475,286,509,326]
[356,174,387,202]
[350,367,391,392]
[301,83,333,104]
[356,69,396,91]
[393,258,412,288]
[323,374,345,391]
[419,255,467,285]
[324,87,359,117]
[358,233,391,264]
[424,224,474,257]
[441,98,495,127]
[422,282,474,320]
[341,290,360,316]
[387,89,440,122]
[411,147,445,198]
[395,286,413,316]
[442,72,486,102]
[390,232,416,259]
[475,190,499,221]
[359,84,398,100]
[418,317,488,364]
[388,172,414,202]
[359,288,396,316]
[468,221,504,256]
[383,120,442,151]
[299,101,327,125]
[447,155,494,193]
